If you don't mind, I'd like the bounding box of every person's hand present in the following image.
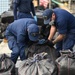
[36,39,46,45]
[36,39,54,47]
[45,40,54,47]
[34,16,37,22]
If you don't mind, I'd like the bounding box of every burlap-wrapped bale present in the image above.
[26,44,58,62]
[0,23,8,38]
[56,50,75,75]
[18,52,57,75]
[0,54,16,75]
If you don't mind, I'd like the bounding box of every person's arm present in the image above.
[52,18,67,44]
[48,25,57,41]
[31,1,35,16]
[53,34,66,44]
[48,25,66,46]
[13,3,18,20]
[31,1,37,22]
[17,33,26,51]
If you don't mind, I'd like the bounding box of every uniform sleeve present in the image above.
[13,3,18,20]
[57,19,68,34]
[17,33,26,50]
[17,34,25,43]
[31,1,35,16]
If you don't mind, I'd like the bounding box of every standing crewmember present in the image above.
[13,0,37,21]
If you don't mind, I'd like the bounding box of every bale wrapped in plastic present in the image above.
[0,54,16,75]
[0,23,8,38]
[56,50,75,75]
[18,52,57,75]
[26,43,58,62]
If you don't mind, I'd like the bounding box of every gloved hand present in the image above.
[44,40,54,47]
[37,39,54,47]
[34,16,37,22]
[37,39,46,45]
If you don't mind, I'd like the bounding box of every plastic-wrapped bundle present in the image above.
[26,44,58,62]
[18,52,57,75]
[0,23,8,38]
[0,54,16,75]
[56,50,75,75]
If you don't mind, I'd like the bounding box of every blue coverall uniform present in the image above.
[5,18,37,63]
[13,0,36,20]
[53,8,75,51]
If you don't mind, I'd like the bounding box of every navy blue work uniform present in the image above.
[5,18,39,64]
[13,0,36,20]
[53,8,75,51]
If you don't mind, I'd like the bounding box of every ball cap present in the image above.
[28,24,39,41]
[43,9,53,24]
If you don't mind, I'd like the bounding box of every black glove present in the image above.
[45,40,54,47]
[37,39,54,47]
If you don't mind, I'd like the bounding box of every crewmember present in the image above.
[5,18,39,64]
[42,8,75,56]
[13,0,37,21]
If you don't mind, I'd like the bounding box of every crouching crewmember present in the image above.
[5,18,39,64]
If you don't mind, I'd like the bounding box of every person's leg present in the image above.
[54,32,63,57]
[63,34,75,51]
[8,36,20,64]
[5,29,20,63]
[56,41,63,51]
[56,41,63,57]
[63,38,74,51]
